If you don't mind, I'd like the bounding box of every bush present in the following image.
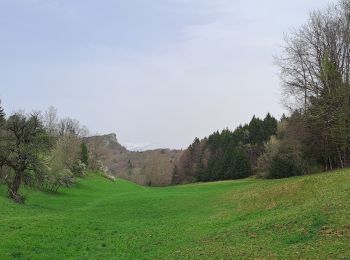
[101,172,116,182]
[268,143,306,179]
[42,168,75,192]
[257,118,309,179]
[71,160,87,177]
[256,136,280,178]
[39,145,77,192]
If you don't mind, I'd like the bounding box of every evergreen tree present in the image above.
[248,116,265,145]
[231,147,251,179]
[175,113,276,183]
[263,113,277,141]
[81,143,89,166]
[222,146,251,179]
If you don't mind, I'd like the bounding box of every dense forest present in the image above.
[173,114,278,183]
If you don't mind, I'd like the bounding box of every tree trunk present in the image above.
[328,157,333,171]
[8,171,24,203]
[338,150,344,169]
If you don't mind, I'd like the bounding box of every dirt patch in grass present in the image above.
[319,225,350,238]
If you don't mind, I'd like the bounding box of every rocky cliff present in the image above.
[84,134,182,186]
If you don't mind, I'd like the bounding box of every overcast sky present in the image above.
[0,0,333,150]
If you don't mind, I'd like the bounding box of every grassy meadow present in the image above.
[1,170,350,259]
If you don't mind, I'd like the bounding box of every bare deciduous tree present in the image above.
[276,0,350,111]
[275,0,350,171]
[88,136,106,171]
[58,118,88,138]
[43,106,59,136]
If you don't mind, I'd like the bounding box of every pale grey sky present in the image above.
[0,0,333,149]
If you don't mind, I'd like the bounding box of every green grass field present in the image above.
[1,170,350,259]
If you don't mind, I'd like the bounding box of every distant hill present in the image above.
[84,134,182,186]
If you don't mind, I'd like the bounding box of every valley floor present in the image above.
[1,170,350,259]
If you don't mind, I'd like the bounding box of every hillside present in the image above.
[84,134,182,186]
[1,170,350,258]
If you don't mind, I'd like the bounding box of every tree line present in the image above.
[173,113,278,184]
[273,0,350,174]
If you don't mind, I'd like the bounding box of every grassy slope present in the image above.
[1,170,350,259]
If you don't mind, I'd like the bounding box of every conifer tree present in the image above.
[263,113,277,141]
[81,143,89,166]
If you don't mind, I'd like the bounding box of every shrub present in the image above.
[71,160,87,177]
[257,118,309,179]
[268,142,307,179]
[101,172,116,182]
[256,136,280,178]
[39,153,75,192]
[42,168,75,192]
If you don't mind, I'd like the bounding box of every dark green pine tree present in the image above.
[263,113,277,141]
[81,143,89,166]
[248,116,265,145]
[222,146,251,180]
[231,147,251,179]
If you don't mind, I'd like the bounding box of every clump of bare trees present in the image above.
[274,0,350,173]
[276,0,350,111]
[0,103,91,203]
[87,136,107,171]
[42,106,89,178]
